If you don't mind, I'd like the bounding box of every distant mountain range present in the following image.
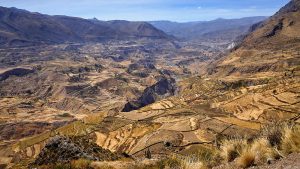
[0,6,170,47]
[0,6,269,47]
[149,16,267,41]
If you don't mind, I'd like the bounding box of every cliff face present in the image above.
[122,77,177,112]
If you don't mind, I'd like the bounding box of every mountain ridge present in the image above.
[149,16,268,41]
[210,0,300,78]
[0,6,170,47]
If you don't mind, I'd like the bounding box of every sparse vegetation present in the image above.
[217,123,300,168]
[146,123,300,169]
[70,159,92,169]
[155,155,207,169]
[281,124,300,155]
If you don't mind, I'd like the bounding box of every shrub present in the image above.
[57,112,73,118]
[162,155,182,169]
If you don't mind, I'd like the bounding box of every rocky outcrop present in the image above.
[122,77,177,112]
[265,19,283,37]
[33,136,123,165]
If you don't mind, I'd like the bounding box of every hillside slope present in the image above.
[0,7,169,47]
[210,0,300,79]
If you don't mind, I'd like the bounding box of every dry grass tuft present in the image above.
[250,138,278,164]
[222,123,300,168]
[261,123,283,147]
[219,139,247,162]
[237,148,256,168]
[281,124,300,154]
[236,138,279,168]
[180,156,207,169]
[151,154,208,169]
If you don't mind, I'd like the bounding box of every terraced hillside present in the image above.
[1,0,300,168]
[0,38,225,167]
[2,72,299,168]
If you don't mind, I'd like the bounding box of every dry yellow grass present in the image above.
[237,147,256,168]
[218,123,300,168]
[281,125,300,155]
[164,155,207,169]
[236,138,278,168]
[250,138,278,164]
[181,158,206,169]
[70,159,92,169]
[220,139,247,162]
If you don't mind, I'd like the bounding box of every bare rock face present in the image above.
[33,136,123,165]
[265,19,284,37]
[122,77,177,112]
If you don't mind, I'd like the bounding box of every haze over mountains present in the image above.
[0,6,269,47]
[150,16,267,41]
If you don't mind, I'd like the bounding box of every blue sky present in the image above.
[0,0,289,22]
